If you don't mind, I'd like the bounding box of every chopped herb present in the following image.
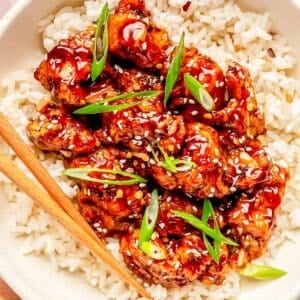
[63,167,147,185]
[202,198,221,263]
[172,210,238,246]
[139,189,160,245]
[138,189,166,260]
[184,73,215,112]
[240,264,287,280]
[151,144,195,173]
[139,241,166,260]
[164,32,185,106]
[91,3,109,81]
[74,91,161,114]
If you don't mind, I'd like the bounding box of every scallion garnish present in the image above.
[74,91,161,114]
[91,3,109,81]
[139,189,160,245]
[63,167,147,185]
[240,264,287,280]
[172,210,238,246]
[151,144,195,173]
[138,189,166,260]
[139,241,166,260]
[164,32,185,106]
[202,198,221,263]
[184,73,215,112]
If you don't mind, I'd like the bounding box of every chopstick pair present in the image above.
[0,112,151,299]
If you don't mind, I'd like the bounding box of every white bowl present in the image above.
[0,1,300,299]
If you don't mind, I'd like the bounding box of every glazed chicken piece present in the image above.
[27,102,96,157]
[113,67,163,93]
[34,27,117,107]
[120,192,230,287]
[223,138,271,191]
[168,47,227,122]
[95,68,186,155]
[108,0,169,69]
[224,164,288,269]
[66,147,150,237]
[205,62,265,140]
[151,122,229,199]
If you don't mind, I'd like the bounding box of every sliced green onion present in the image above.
[240,264,287,280]
[202,199,221,263]
[139,241,166,260]
[139,189,159,245]
[91,3,109,81]
[203,234,220,263]
[63,167,147,185]
[74,91,161,114]
[164,32,185,106]
[184,73,215,112]
[172,210,238,246]
[154,144,195,174]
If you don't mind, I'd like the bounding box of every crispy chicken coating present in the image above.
[223,139,270,191]
[27,102,96,157]
[225,164,288,269]
[151,122,229,199]
[205,62,265,140]
[108,0,169,69]
[95,69,186,154]
[66,147,150,237]
[120,192,230,287]
[168,47,226,122]
[34,27,117,107]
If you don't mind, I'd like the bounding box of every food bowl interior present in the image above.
[0,0,300,299]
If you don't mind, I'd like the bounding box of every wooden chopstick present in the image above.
[0,113,151,299]
[0,151,150,299]
[0,112,104,246]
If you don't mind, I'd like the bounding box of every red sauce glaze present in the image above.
[182,1,192,12]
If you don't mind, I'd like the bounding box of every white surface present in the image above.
[0,0,300,300]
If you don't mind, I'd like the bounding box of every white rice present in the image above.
[1,0,300,299]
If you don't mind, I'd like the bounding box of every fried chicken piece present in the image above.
[156,192,202,238]
[223,139,270,191]
[151,122,229,199]
[35,27,117,107]
[168,47,226,122]
[205,62,265,139]
[95,69,186,154]
[114,67,163,93]
[225,164,288,269]
[108,0,169,69]
[66,147,150,237]
[120,193,230,287]
[27,102,96,157]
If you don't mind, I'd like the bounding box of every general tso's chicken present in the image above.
[34,27,117,107]
[225,164,288,269]
[223,139,270,191]
[151,122,229,199]
[27,102,96,157]
[66,147,150,237]
[114,67,163,93]
[108,0,169,69]
[95,70,186,154]
[95,90,186,153]
[168,47,226,122]
[205,63,265,140]
[120,193,230,287]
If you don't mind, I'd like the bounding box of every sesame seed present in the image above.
[134,190,144,199]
